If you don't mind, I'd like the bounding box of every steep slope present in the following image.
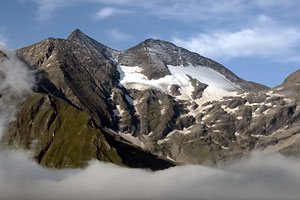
[16,29,120,130]
[2,93,174,170]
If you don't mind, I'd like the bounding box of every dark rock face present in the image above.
[170,84,181,96]
[128,88,185,139]
[4,29,300,168]
[187,75,208,99]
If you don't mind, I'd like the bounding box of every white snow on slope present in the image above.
[117,64,240,102]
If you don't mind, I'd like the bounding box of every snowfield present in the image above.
[117,64,240,102]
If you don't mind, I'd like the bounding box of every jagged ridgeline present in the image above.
[2,29,300,168]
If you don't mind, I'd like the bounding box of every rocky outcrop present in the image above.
[16,30,121,130]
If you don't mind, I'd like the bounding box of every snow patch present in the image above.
[117,64,240,103]
[168,65,240,102]
[284,98,293,104]
[221,146,229,150]
[265,102,272,106]
[119,132,145,148]
[161,107,167,115]
[166,155,175,162]
[222,105,239,114]
[245,102,262,106]
[157,137,170,144]
[251,134,268,138]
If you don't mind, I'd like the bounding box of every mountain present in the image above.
[2,29,300,168]
[282,69,300,87]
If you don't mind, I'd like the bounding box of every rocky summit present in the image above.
[1,29,300,169]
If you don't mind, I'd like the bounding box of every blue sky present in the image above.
[1,0,300,87]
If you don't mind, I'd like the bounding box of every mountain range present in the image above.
[1,29,300,169]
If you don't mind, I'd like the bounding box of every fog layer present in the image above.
[0,151,300,200]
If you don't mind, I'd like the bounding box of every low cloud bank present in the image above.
[0,152,300,200]
[0,46,300,200]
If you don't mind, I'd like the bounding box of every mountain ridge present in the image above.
[2,29,300,168]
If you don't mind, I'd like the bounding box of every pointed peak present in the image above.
[67,29,89,41]
[143,38,163,44]
[144,38,158,42]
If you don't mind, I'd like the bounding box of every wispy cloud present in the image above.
[30,0,79,20]
[25,0,300,28]
[27,0,139,20]
[106,28,132,42]
[172,17,300,61]
[0,46,34,136]
[94,7,129,20]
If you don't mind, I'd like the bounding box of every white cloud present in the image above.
[25,0,300,27]
[27,0,246,21]
[0,46,34,136]
[27,0,139,20]
[106,28,132,42]
[0,151,300,200]
[0,45,34,170]
[30,0,77,20]
[94,7,128,20]
[172,23,300,61]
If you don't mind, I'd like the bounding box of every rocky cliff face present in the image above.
[2,29,300,168]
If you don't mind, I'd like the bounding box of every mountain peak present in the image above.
[140,38,175,48]
[282,69,300,87]
[67,29,89,41]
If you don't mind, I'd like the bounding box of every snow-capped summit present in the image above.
[114,38,267,103]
